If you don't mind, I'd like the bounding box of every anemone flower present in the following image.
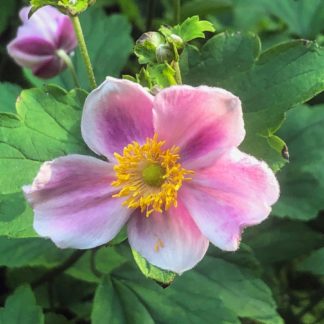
[7,6,77,79]
[23,78,279,274]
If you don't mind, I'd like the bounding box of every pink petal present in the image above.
[81,77,154,160]
[127,201,209,274]
[153,85,245,169]
[23,155,131,249]
[56,15,77,52]
[180,148,279,251]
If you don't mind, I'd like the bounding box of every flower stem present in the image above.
[174,61,182,85]
[174,0,181,24]
[56,49,80,88]
[71,16,97,89]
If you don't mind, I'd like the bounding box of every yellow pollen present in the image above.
[112,134,193,217]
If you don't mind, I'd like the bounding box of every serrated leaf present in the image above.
[131,249,176,285]
[161,16,215,44]
[0,285,44,324]
[274,105,324,220]
[0,85,89,238]
[182,32,324,170]
[0,83,22,114]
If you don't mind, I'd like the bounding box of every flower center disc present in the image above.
[112,134,193,217]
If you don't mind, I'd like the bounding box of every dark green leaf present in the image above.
[274,105,324,220]
[298,247,324,276]
[0,285,44,324]
[259,0,324,38]
[245,219,324,264]
[182,33,324,170]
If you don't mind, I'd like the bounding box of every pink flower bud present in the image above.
[7,6,77,79]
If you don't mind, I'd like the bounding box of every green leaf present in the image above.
[259,0,324,39]
[30,0,95,16]
[0,285,44,324]
[298,247,324,276]
[27,9,133,90]
[0,85,89,238]
[131,249,176,285]
[245,219,324,264]
[0,0,16,34]
[193,248,283,324]
[0,83,22,114]
[161,16,215,44]
[182,32,324,170]
[92,271,238,324]
[93,244,281,324]
[274,105,324,220]
[0,237,71,268]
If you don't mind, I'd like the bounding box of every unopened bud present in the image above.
[156,44,174,63]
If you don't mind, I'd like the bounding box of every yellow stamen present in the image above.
[112,134,193,217]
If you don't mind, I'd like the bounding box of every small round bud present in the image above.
[156,44,174,63]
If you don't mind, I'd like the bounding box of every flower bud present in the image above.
[7,6,77,79]
[169,34,184,48]
[156,44,174,63]
[135,32,165,64]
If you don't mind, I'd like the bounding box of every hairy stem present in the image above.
[71,16,97,89]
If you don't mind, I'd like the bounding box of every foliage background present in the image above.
[0,0,324,323]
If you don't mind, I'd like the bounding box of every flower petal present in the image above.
[82,77,154,160]
[127,201,209,274]
[23,155,131,249]
[180,148,279,251]
[153,85,245,169]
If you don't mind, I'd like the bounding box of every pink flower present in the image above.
[23,78,279,274]
[7,6,77,79]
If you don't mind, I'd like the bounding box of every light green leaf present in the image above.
[161,16,215,44]
[274,105,324,220]
[182,32,324,170]
[0,83,22,114]
[298,247,324,276]
[131,249,176,285]
[0,85,89,238]
[30,0,95,16]
[0,285,44,324]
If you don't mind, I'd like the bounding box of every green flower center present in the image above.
[142,163,165,187]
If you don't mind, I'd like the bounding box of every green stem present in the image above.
[174,0,181,24]
[174,61,182,85]
[56,49,80,88]
[71,16,97,89]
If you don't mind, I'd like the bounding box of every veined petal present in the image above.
[127,201,209,274]
[153,85,245,169]
[180,148,279,251]
[82,77,154,161]
[23,155,131,249]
